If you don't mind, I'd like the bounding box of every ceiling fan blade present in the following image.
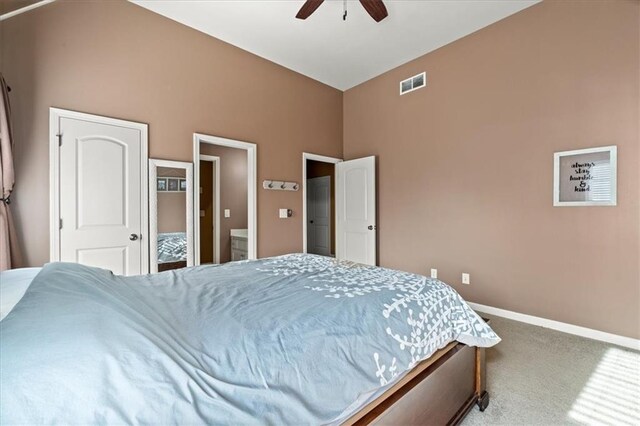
[296,0,325,19]
[359,0,388,22]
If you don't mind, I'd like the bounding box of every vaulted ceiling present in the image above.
[131,0,539,90]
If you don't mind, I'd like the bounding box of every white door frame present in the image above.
[302,152,342,254]
[198,155,221,264]
[193,133,257,263]
[49,107,149,273]
[148,159,194,273]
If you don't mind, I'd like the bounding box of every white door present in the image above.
[55,112,147,275]
[336,156,376,265]
[307,176,331,256]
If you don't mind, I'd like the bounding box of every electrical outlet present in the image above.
[430,268,438,279]
[462,273,470,285]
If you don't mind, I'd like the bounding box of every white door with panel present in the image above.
[307,176,331,256]
[54,112,147,275]
[336,156,376,265]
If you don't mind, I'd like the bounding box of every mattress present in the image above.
[0,267,41,321]
[1,255,500,424]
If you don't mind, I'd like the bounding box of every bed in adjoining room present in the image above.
[156,231,188,271]
[0,254,499,425]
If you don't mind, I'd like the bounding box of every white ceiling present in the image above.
[131,0,539,91]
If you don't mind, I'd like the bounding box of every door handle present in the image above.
[129,234,139,241]
[368,225,377,230]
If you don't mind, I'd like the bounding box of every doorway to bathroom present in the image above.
[194,134,256,264]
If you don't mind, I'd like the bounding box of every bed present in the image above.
[157,231,188,271]
[0,254,499,424]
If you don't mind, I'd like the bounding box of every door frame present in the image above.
[148,159,194,273]
[49,107,149,273]
[198,155,221,264]
[193,133,257,263]
[302,152,342,254]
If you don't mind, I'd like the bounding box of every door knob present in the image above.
[368,225,377,230]
[310,220,314,224]
[129,234,139,241]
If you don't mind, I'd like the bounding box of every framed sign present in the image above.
[553,145,617,207]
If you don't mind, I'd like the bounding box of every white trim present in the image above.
[468,302,640,351]
[0,0,55,21]
[193,133,257,263]
[148,159,194,273]
[49,111,60,264]
[49,107,149,274]
[302,153,342,254]
[553,145,617,207]
[198,155,221,264]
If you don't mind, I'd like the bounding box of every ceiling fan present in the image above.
[296,0,388,22]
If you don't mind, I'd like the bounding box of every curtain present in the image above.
[0,73,22,270]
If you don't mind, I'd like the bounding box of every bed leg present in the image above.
[474,346,489,412]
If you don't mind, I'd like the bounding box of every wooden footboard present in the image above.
[346,321,490,425]
[158,261,187,272]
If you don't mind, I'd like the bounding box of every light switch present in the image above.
[224,209,231,218]
[279,208,291,219]
[462,273,470,285]
[200,210,205,217]
[430,268,438,279]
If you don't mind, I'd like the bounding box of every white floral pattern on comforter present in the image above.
[1,254,499,425]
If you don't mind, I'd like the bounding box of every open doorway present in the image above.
[198,155,219,264]
[194,134,257,264]
[303,153,342,257]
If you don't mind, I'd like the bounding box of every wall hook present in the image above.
[262,180,299,191]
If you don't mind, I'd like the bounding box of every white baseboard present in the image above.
[468,302,640,351]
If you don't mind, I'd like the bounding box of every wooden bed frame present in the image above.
[346,320,491,425]
[157,260,187,272]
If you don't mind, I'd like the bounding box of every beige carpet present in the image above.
[463,315,640,425]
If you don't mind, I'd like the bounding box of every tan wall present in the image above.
[2,0,638,339]
[157,192,187,234]
[156,167,187,234]
[200,144,248,263]
[0,0,343,266]
[344,0,640,339]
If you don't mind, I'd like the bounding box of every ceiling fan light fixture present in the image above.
[296,0,388,22]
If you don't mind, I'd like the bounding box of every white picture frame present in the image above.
[553,145,617,207]
[167,178,180,192]
[157,178,167,191]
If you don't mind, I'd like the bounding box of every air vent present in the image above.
[400,72,426,95]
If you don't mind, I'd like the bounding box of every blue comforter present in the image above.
[1,254,499,425]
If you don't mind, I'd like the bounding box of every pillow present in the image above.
[0,267,41,321]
